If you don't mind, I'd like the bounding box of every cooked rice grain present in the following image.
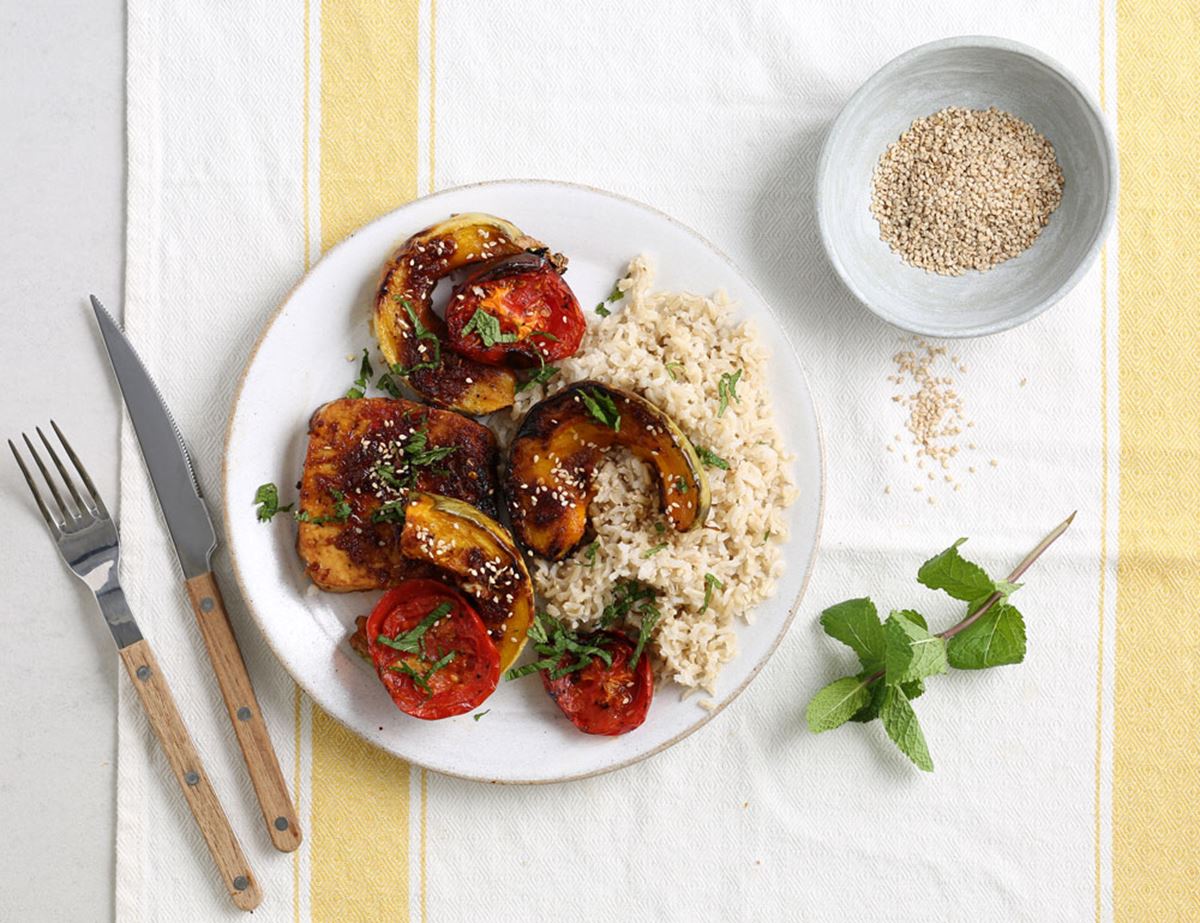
[502,257,797,693]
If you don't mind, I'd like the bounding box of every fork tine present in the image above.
[22,432,74,522]
[50,420,108,518]
[38,425,88,514]
[9,439,64,536]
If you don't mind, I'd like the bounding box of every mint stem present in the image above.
[939,511,1075,641]
[863,511,1076,684]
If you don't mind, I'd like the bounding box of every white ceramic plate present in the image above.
[224,180,824,783]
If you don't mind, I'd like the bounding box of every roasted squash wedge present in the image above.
[505,381,710,560]
[399,491,534,672]
[374,213,565,415]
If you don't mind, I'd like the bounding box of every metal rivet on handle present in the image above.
[136,665,151,681]
[200,596,214,613]
[185,771,200,786]
[233,875,249,892]
[237,706,252,721]
[274,816,289,831]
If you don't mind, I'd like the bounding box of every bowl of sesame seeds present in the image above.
[816,36,1117,338]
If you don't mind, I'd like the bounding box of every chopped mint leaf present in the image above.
[579,388,621,431]
[393,300,441,374]
[473,710,490,721]
[631,605,661,666]
[695,446,730,470]
[717,368,743,417]
[516,364,559,393]
[253,482,293,522]
[461,309,518,348]
[700,573,725,614]
[346,348,373,398]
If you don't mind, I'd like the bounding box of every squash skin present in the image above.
[399,491,534,673]
[504,381,710,560]
[375,213,564,415]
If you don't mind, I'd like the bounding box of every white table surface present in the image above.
[0,2,124,919]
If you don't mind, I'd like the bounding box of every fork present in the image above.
[9,422,261,912]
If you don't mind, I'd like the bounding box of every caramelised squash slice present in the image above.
[505,381,710,560]
[374,213,565,415]
[297,398,499,592]
[398,491,534,673]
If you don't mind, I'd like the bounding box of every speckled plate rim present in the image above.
[221,179,825,784]
[815,34,1119,339]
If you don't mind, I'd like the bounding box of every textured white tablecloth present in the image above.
[117,2,1118,920]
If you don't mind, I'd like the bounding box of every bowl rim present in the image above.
[815,34,1119,339]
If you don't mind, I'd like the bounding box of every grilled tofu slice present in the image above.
[297,398,499,591]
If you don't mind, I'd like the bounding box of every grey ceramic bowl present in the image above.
[816,36,1117,338]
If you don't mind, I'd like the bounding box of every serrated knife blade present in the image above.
[90,296,217,578]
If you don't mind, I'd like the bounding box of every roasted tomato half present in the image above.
[542,631,654,736]
[365,578,500,720]
[445,253,584,367]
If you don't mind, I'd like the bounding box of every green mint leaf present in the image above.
[819,598,885,670]
[641,543,668,559]
[473,709,490,721]
[376,371,404,398]
[995,579,1023,600]
[578,388,621,431]
[595,303,611,317]
[461,309,518,348]
[396,300,441,373]
[917,538,997,601]
[807,675,873,733]
[946,603,1027,669]
[849,677,886,723]
[717,368,743,417]
[390,662,432,696]
[253,482,293,521]
[606,281,624,303]
[883,611,947,684]
[345,348,374,399]
[516,365,559,393]
[900,678,925,699]
[879,685,934,771]
[695,446,730,470]
[631,605,661,665]
[700,573,724,614]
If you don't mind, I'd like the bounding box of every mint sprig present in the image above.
[805,514,1075,772]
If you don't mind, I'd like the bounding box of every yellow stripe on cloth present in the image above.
[1115,1,1200,918]
[320,0,421,251]
[310,0,422,920]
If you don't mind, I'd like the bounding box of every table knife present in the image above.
[91,296,301,852]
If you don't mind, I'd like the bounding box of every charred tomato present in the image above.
[365,578,500,719]
[541,630,654,736]
[445,253,584,367]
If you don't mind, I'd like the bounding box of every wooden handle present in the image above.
[119,640,261,911]
[185,572,302,852]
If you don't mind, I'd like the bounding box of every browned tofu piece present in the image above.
[297,398,499,591]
